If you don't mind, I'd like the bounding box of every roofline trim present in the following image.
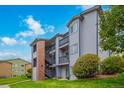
[67,5,101,27]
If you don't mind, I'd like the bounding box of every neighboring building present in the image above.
[7,58,31,77]
[31,6,109,80]
[0,58,31,78]
[0,61,12,78]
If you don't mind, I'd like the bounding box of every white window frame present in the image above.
[70,43,78,55]
[70,22,78,33]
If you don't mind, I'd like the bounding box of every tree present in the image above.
[99,6,124,54]
[26,68,32,78]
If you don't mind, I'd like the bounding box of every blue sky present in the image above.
[0,5,108,62]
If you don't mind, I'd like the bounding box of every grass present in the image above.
[0,76,29,85]
[10,73,124,88]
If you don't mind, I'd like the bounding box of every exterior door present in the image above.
[61,66,66,79]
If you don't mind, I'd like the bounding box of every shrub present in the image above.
[26,68,32,78]
[101,56,124,75]
[121,53,124,59]
[72,54,99,79]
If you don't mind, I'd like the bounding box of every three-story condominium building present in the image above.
[31,6,109,80]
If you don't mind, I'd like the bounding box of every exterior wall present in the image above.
[32,67,37,80]
[69,19,80,80]
[32,46,37,80]
[36,41,45,80]
[9,60,29,77]
[79,11,98,55]
[32,40,45,81]
[0,62,12,78]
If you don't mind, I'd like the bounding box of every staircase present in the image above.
[45,54,54,78]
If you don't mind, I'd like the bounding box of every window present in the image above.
[73,22,78,32]
[12,69,16,72]
[13,64,17,68]
[70,44,78,54]
[33,58,37,67]
[70,26,73,33]
[70,22,78,33]
[33,44,37,52]
[21,65,24,67]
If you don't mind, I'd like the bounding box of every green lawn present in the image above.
[10,73,124,88]
[0,76,29,85]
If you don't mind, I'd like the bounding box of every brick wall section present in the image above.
[0,62,12,78]
[36,40,45,80]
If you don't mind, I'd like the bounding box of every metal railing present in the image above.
[59,56,69,64]
[45,54,55,64]
[59,36,69,46]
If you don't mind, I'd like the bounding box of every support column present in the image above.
[31,39,45,81]
[36,40,45,80]
[55,37,60,78]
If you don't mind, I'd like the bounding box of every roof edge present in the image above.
[30,38,47,46]
[67,5,101,27]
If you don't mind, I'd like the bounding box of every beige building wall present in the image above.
[0,62,12,78]
[8,59,30,77]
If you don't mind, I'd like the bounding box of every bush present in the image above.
[101,56,124,75]
[26,68,32,78]
[121,53,124,59]
[72,54,99,79]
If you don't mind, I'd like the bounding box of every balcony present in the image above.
[59,56,69,64]
[45,54,55,64]
[59,36,69,46]
[49,45,55,52]
[33,51,37,58]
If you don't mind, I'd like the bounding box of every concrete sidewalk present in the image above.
[0,85,9,88]
[8,80,30,86]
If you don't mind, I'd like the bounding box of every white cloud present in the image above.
[16,16,55,38]
[0,51,17,60]
[76,5,95,10]
[19,39,27,45]
[44,24,55,32]
[16,31,33,37]
[1,37,17,45]
[1,37,28,46]
[17,16,45,38]
[82,5,95,10]
[25,16,45,35]
[0,51,31,62]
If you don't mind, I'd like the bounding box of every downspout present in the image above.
[79,15,83,56]
[96,10,99,56]
[79,18,81,56]
[68,33,70,80]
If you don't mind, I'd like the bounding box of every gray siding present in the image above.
[69,19,80,80]
[79,11,98,55]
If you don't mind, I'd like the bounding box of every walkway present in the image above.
[0,80,30,88]
[0,85,9,88]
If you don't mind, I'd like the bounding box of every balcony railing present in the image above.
[49,45,55,51]
[45,54,55,64]
[45,67,56,77]
[59,36,69,46]
[59,56,69,64]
